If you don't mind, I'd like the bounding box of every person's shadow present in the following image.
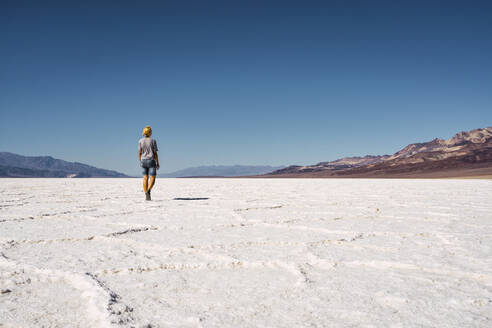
[173,197,209,201]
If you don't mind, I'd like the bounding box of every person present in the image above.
[138,126,160,200]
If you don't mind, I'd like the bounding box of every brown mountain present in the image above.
[271,155,391,175]
[266,127,492,178]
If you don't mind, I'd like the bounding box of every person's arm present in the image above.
[154,152,160,170]
[138,140,142,161]
[153,139,160,169]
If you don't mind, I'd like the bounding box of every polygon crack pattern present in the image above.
[85,272,151,327]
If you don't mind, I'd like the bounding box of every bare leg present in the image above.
[143,175,149,192]
[148,176,156,191]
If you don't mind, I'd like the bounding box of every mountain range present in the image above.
[161,165,285,178]
[266,126,492,178]
[0,152,128,178]
[2,126,490,179]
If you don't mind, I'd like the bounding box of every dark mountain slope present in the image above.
[0,152,128,178]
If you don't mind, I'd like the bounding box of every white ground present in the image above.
[1,178,491,328]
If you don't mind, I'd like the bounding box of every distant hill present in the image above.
[0,152,128,178]
[271,155,391,175]
[161,165,285,178]
[267,126,492,178]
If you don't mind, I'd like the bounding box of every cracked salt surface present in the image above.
[1,178,491,327]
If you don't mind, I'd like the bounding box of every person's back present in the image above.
[138,137,158,160]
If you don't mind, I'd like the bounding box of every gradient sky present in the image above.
[1,0,491,175]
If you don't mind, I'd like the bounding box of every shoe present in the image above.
[145,191,151,201]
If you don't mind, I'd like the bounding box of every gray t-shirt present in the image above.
[138,137,158,160]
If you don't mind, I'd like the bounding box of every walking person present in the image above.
[138,126,160,200]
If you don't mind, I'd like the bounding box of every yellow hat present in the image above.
[142,126,152,137]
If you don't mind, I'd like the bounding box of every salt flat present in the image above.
[1,178,491,327]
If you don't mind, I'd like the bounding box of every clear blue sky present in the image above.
[1,1,491,175]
